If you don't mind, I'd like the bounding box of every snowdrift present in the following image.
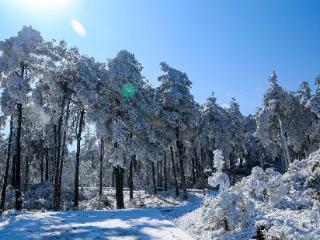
[178,149,320,240]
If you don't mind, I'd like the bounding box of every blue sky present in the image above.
[1,0,320,115]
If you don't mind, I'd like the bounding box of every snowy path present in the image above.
[0,191,204,240]
[0,209,192,240]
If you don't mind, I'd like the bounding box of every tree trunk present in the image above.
[176,128,187,199]
[279,117,291,170]
[24,156,29,192]
[156,161,160,187]
[73,108,85,210]
[13,64,26,211]
[167,152,171,180]
[170,146,179,196]
[40,152,44,183]
[45,149,49,181]
[158,161,163,188]
[193,148,199,179]
[11,154,16,186]
[0,116,13,212]
[208,150,214,172]
[163,150,167,191]
[15,103,23,210]
[201,147,206,169]
[230,147,236,185]
[191,157,196,185]
[53,97,66,211]
[57,99,71,205]
[195,148,205,187]
[53,125,57,183]
[128,155,134,200]
[114,166,124,209]
[99,137,104,197]
[151,161,157,194]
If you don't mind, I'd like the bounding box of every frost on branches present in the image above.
[179,149,320,240]
[207,149,230,191]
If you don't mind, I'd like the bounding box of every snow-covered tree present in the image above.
[225,97,245,184]
[297,81,312,105]
[156,62,198,199]
[208,149,230,191]
[256,71,318,171]
[0,26,45,210]
[105,50,160,207]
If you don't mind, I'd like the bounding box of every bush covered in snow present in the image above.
[23,182,53,210]
[208,149,230,191]
[208,172,230,192]
[80,195,111,210]
[202,191,256,234]
[3,185,16,210]
[178,149,320,240]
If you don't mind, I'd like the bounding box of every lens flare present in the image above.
[121,83,136,97]
[71,19,86,37]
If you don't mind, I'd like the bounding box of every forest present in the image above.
[0,26,319,239]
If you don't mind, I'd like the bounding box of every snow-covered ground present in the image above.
[177,151,320,240]
[0,209,192,240]
[0,190,204,240]
[2,148,318,240]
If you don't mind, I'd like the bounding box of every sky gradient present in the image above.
[1,0,320,115]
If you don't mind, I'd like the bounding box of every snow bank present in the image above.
[178,149,320,239]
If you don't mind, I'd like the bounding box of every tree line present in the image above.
[0,26,319,211]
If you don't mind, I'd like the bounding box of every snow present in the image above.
[2,150,317,240]
[208,172,230,191]
[208,149,230,191]
[176,150,320,240]
[0,209,193,240]
[0,190,205,240]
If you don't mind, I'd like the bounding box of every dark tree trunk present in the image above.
[231,147,236,185]
[0,117,13,212]
[191,157,196,185]
[128,155,134,200]
[53,97,66,211]
[73,108,85,210]
[156,161,159,187]
[176,128,187,199]
[15,103,23,210]
[170,146,179,196]
[163,150,167,191]
[52,125,57,183]
[208,150,214,171]
[157,161,162,188]
[167,152,171,180]
[151,161,157,194]
[24,156,29,192]
[114,166,124,209]
[11,154,16,186]
[99,137,104,197]
[57,99,71,204]
[201,147,206,168]
[13,64,26,211]
[193,147,204,187]
[45,149,49,182]
[40,152,44,183]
